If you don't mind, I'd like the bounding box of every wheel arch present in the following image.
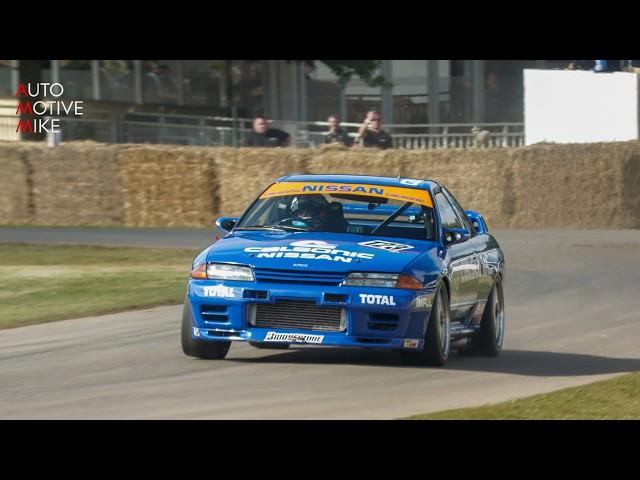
[439,274,451,302]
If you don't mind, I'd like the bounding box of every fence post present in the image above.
[198,118,206,145]
[110,112,123,143]
[232,105,239,148]
[443,126,449,149]
[159,115,165,144]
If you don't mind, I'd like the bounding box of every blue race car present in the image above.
[182,174,505,366]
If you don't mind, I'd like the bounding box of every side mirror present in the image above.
[215,217,239,235]
[465,210,488,235]
[443,227,470,246]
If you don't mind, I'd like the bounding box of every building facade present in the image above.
[0,59,553,124]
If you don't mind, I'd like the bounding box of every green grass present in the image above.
[0,243,200,329]
[406,371,640,419]
[0,223,208,230]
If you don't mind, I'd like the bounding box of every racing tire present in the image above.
[401,283,450,367]
[249,341,290,350]
[181,298,231,359]
[466,276,504,357]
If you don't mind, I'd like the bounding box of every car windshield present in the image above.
[236,182,436,241]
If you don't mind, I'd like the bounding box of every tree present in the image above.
[302,60,388,87]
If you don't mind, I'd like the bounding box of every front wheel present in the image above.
[402,283,450,366]
[181,298,231,359]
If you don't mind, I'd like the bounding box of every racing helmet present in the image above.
[291,195,325,218]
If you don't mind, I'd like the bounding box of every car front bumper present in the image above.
[187,279,436,351]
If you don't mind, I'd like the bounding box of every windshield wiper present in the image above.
[234,225,287,232]
[275,225,311,231]
[235,225,311,232]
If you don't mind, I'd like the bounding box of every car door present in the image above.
[442,188,491,303]
[434,191,479,322]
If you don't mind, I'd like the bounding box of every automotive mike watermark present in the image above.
[15,82,84,134]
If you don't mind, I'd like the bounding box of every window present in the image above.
[434,192,463,229]
[391,60,427,124]
[345,63,382,122]
[307,62,341,122]
[59,60,92,99]
[237,191,436,241]
[182,60,224,107]
[442,188,473,234]
[100,60,135,102]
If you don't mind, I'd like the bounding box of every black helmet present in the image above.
[291,196,325,217]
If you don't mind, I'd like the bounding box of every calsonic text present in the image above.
[244,246,374,263]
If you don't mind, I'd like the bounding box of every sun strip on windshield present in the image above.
[259,182,433,207]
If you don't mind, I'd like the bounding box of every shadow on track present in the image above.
[227,347,640,376]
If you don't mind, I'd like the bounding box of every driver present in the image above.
[289,197,325,229]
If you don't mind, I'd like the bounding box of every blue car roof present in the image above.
[276,174,437,190]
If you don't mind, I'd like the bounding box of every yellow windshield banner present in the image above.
[259,182,433,207]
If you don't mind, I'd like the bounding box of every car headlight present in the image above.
[342,272,398,287]
[342,272,422,289]
[190,263,255,281]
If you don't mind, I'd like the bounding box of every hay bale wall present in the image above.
[31,142,126,225]
[0,142,37,224]
[119,146,218,227]
[213,148,309,217]
[1,141,639,229]
[0,141,125,226]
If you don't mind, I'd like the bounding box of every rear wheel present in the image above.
[467,276,504,356]
[249,341,290,350]
[181,298,231,359]
[402,283,450,366]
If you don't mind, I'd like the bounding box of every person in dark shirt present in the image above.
[356,110,393,149]
[245,116,290,147]
[324,114,352,147]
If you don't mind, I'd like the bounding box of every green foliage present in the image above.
[314,60,390,87]
[232,60,390,87]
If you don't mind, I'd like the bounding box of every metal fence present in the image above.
[0,114,20,141]
[2,111,525,149]
[296,121,525,149]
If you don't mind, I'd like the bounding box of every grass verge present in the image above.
[405,371,640,419]
[0,243,199,329]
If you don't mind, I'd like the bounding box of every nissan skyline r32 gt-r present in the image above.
[181,174,505,366]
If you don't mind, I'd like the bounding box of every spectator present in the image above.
[356,110,393,149]
[594,60,609,72]
[99,65,117,99]
[594,60,623,72]
[324,114,352,147]
[142,61,162,101]
[157,64,178,96]
[245,116,290,147]
[117,61,135,88]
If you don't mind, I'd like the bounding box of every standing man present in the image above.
[324,114,352,147]
[356,110,393,149]
[245,116,290,147]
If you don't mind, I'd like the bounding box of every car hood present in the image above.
[206,231,438,274]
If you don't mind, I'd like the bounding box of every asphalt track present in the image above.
[1,227,640,419]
